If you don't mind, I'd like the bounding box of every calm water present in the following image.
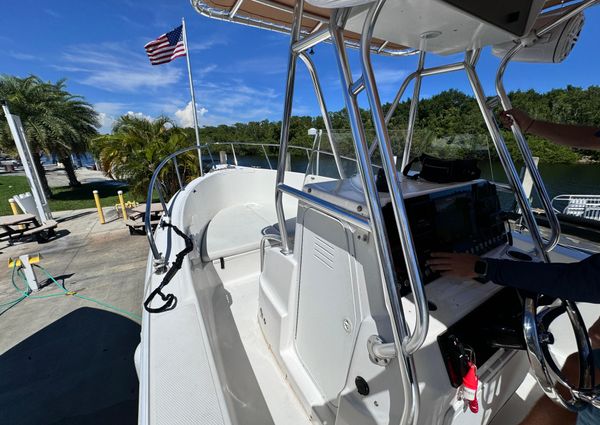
[234,153,600,210]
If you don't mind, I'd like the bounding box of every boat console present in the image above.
[305,176,509,292]
[304,175,528,393]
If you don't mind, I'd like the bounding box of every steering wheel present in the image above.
[523,296,600,410]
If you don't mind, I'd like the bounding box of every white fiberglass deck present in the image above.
[224,274,310,425]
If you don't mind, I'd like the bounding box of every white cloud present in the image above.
[8,51,38,61]
[189,79,281,126]
[45,9,61,18]
[98,112,115,134]
[95,102,128,116]
[57,42,182,92]
[374,66,409,84]
[188,38,228,52]
[95,102,155,133]
[174,101,208,128]
[126,111,154,121]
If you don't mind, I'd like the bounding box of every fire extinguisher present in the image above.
[461,362,479,414]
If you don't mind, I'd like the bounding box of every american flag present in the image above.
[144,25,186,65]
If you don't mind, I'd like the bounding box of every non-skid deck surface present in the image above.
[224,276,311,425]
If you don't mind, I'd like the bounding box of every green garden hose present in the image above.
[0,262,141,321]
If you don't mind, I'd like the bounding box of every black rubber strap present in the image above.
[144,223,194,314]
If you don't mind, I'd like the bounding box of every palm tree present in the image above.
[0,75,99,196]
[92,115,199,197]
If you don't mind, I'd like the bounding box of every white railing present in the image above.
[552,194,600,221]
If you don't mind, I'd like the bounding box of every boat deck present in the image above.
[224,274,310,425]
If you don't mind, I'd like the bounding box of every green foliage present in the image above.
[0,75,100,194]
[0,75,99,156]
[194,86,599,164]
[92,115,199,197]
[0,175,135,216]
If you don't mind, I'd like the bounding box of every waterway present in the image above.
[234,153,599,210]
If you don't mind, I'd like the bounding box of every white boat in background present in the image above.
[136,1,600,424]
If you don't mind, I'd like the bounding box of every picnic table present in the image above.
[125,203,164,235]
[0,213,57,244]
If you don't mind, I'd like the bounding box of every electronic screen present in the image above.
[440,0,538,36]
[384,181,508,296]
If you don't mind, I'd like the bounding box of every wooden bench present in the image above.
[125,218,161,235]
[20,220,58,242]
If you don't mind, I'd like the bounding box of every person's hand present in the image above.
[499,108,534,132]
[427,252,480,279]
[588,316,600,349]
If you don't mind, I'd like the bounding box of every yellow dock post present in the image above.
[9,198,19,215]
[9,198,25,229]
[117,190,127,221]
[93,190,105,224]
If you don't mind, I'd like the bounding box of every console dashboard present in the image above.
[383,180,508,295]
[303,175,523,389]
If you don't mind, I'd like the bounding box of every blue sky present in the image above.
[1,1,599,134]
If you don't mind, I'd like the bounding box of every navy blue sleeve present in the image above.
[595,129,600,137]
[485,254,600,303]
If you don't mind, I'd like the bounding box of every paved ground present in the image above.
[0,207,147,425]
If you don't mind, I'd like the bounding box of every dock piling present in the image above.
[93,190,105,224]
[117,190,127,221]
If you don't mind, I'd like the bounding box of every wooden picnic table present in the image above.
[0,213,38,227]
[0,213,57,244]
[125,203,163,235]
[131,203,163,214]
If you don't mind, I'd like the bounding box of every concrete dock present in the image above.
[0,208,147,425]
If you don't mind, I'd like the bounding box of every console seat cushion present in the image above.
[201,202,295,262]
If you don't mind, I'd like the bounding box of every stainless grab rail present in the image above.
[144,141,352,265]
[145,145,203,263]
[496,49,561,252]
[277,183,370,230]
[494,0,600,252]
[465,56,550,263]
[330,5,421,425]
[360,0,428,357]
[275,0,304,255]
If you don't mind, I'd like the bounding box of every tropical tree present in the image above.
[92,115,200,197]
[0,75,99,196]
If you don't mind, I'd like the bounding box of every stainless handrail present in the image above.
[274,0,304,255]
[368,61,465,157]
[360,0,428,357]
[465,55,550,263]
[298,52,346,179]
[400,51,425,170]
[277,183,370,230]
[552,194,600,216]
[496,47,561,252]
[144,142,351,264]
[145,145,203,262]
[331,6,420,425]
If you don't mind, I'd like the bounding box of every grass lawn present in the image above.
[0,175,144,216]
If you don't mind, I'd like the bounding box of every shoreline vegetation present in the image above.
[194,85,600,166]
[1,74,598,205]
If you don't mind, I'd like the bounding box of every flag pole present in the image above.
[181,17,203,175]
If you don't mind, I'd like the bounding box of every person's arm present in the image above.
[499,108,600,150]
[428,252,600,303]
